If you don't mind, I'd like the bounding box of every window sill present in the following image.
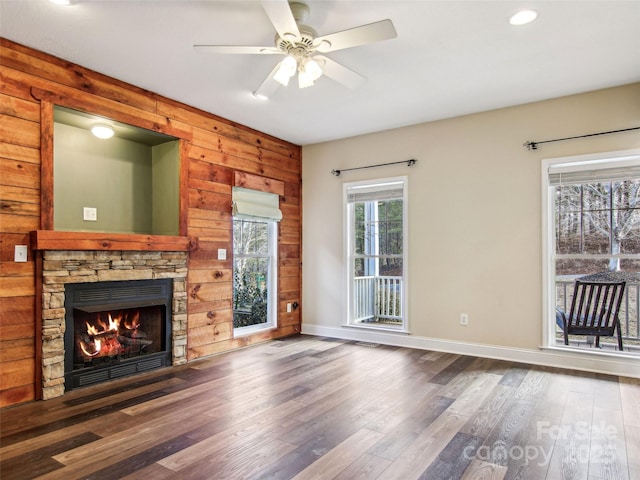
[541,344,639,361]
[233,325,277,338]
[342,323,410,335]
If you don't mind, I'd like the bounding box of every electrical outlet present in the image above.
[287,303,292,313]
[14,245,27,262]
[460,313,469,326]
[83,207,97,221]
[217,248,227,260]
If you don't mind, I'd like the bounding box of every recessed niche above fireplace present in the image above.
[53,106,180,236]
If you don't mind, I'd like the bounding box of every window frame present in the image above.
[541,148,640,350]
[343,176,409,332]
[232,218,278,337]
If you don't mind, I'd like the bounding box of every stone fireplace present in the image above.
[41,250,187,399]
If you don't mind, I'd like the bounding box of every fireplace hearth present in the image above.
[64,279,173,389]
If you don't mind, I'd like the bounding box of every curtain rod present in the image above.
[524,126,640,150]
[331,159,417,177]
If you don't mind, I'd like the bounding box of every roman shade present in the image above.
[548,158,640,185]
[346,180,404,203]
[232,187,282,222]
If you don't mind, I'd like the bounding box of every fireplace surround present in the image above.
[40,250,188,399]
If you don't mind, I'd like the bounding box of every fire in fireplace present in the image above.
[74,306,161,362]
[64,279,173,389]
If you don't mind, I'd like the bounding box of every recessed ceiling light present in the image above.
[509,9,538,26]
[91,124,115,139]
[49,0,72,5]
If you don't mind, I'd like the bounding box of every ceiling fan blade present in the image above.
[314,19,397,53]
[261,0,301,42]
[314,56,366,90]
[253,62,282,99]
[194,45,281,55]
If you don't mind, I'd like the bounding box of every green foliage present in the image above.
[233,269,268,328]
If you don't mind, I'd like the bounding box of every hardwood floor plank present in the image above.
[367,395,454,461]
[42,411,218,478]
[481,399,538,467]
[460,384,516,439]
[157,403,303,472]
[376,411,470,479]
[619,376,640,428]
[418,431,482,479]
[587,405,629,480]
[332,453,392,480]
[446,373,503,416]
[180,436,297,480]
[428,355,476,385]
[623,424,640,480]
[500,414,556,480]
[78,432,203,480]
[365,383,442,435]
[545,390,594,480]
[0,431,98,480]
[119,462,177,480]
[498,366,530,388]
[460,459,508,480]
[0,335,636,480]
[291,428,384,480]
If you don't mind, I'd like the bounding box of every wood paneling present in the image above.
[30,230,192,252]
[0,38,302,407]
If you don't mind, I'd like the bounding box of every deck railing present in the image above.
[353,276,403,323]
[556,277,640,342]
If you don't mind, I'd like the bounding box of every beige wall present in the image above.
[302,83,640,351]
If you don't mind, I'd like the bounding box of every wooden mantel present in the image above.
[31,230,193,252]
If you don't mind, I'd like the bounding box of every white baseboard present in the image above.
[301,324,640,379]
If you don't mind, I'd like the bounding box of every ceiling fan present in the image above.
[194,1,397,98]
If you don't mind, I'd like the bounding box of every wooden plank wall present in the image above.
[0,39,302,408]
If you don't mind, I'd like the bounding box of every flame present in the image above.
[123,310,140,330]
[78,309,144,360]
[85,314,120,336]
[107,313,119,332]
[79,338,101,357]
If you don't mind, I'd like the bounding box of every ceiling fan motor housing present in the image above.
[275,24,317,55]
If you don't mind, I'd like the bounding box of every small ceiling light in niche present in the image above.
[91,124,115,139]
[49,0,72,5]
[509,9,538,26]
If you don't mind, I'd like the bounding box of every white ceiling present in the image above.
[1,0,639,146]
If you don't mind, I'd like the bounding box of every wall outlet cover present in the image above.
[217,248,227,260]
[14,245,28,262]
[83,207,97,221]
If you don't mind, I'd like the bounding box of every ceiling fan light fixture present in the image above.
[91,124,115,139]
[304,58,322,81]
[274,55,297,86]
[298,70,315,88]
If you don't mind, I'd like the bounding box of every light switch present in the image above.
[83,207,97,221]
[15,245,27,262]
[217,248,227,260]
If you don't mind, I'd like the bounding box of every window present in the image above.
[232,187,280,336]
[542,150,640,351]
[345,177,408,331]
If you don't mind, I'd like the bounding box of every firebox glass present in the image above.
[72,306,165,368]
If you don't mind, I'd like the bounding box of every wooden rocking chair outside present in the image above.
[560,280,626,351]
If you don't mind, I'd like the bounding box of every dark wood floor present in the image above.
[1,335,638,480]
